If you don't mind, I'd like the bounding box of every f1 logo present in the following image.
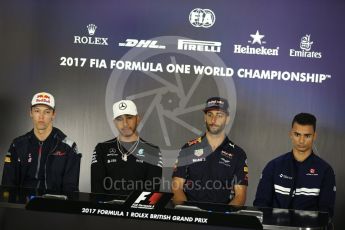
[128,191,171,209]
[133,191,151,204]
[133,192,163,205]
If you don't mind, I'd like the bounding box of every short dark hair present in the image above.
[292,113,317,131]
[30,105,55,112]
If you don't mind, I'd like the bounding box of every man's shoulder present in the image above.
[97,138,117,146]
[184,136,203,148]
[266,152,292,167]
[311,153,334,172]
[61,137,76,148]
[223,138,247,157]
[93,138,116,156]
[139,138,160,150]
[52,128,78,151]
[12,130,33,145]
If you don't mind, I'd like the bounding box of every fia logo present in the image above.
[189,8,215,28]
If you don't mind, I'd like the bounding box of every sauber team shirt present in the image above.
[254,152,336,217]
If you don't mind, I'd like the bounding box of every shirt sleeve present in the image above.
[91,144,107,193]
[172,145,189,179]
[318,166,336,217]
[253,161,275,207]
[1,142,18,187]
[145,149,163,191]
[62,142,81,192]
[233,150,249,186]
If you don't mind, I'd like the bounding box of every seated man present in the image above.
[254,113,336,217]
[2,92,81,192]
[91,100,162,195]
[172,97,248,205]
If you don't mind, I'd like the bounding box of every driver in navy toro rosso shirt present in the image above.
[172,97,248,205]
[2,92,81,192]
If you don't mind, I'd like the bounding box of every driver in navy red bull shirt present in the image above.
[172,97,248,205]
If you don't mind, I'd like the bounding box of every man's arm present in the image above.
[1,142,18,187]
[91,144,107,193]
[145,150,163,191]
[171,177,187,203]
[230,150,248,206]
[171,146,189,204]
[229,185,247,206]
[318,166,336,217]
[253,162,274,207]
[62,141,81,192]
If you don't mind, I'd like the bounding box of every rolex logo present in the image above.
[74,24,108,46]
[87,24,97,36]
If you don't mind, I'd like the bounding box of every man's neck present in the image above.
[34,126,53,142]
[292,149,312,162]
[118,133,139,142]
[206,132,226,151]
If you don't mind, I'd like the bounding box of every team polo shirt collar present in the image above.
[200,134,233,154]
[289,151,316,164]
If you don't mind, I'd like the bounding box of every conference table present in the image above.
[0,186,329,230]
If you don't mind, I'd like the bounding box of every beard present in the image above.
[206,122,226,135]
[119,124,138,138]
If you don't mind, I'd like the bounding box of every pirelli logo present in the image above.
[177,39,221,53]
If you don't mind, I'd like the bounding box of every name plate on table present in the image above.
[26,191,262,229]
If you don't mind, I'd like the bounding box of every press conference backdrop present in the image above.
[1,0,344,228]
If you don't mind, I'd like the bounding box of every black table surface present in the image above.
[0,186,329,230]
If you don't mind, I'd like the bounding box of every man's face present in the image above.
[204,109,229,135]
[290,122,316,154]
[30,105,55,131]
[114,114,140,138]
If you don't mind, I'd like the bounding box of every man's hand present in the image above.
[171,177,187,204]
[229,185,247,206]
